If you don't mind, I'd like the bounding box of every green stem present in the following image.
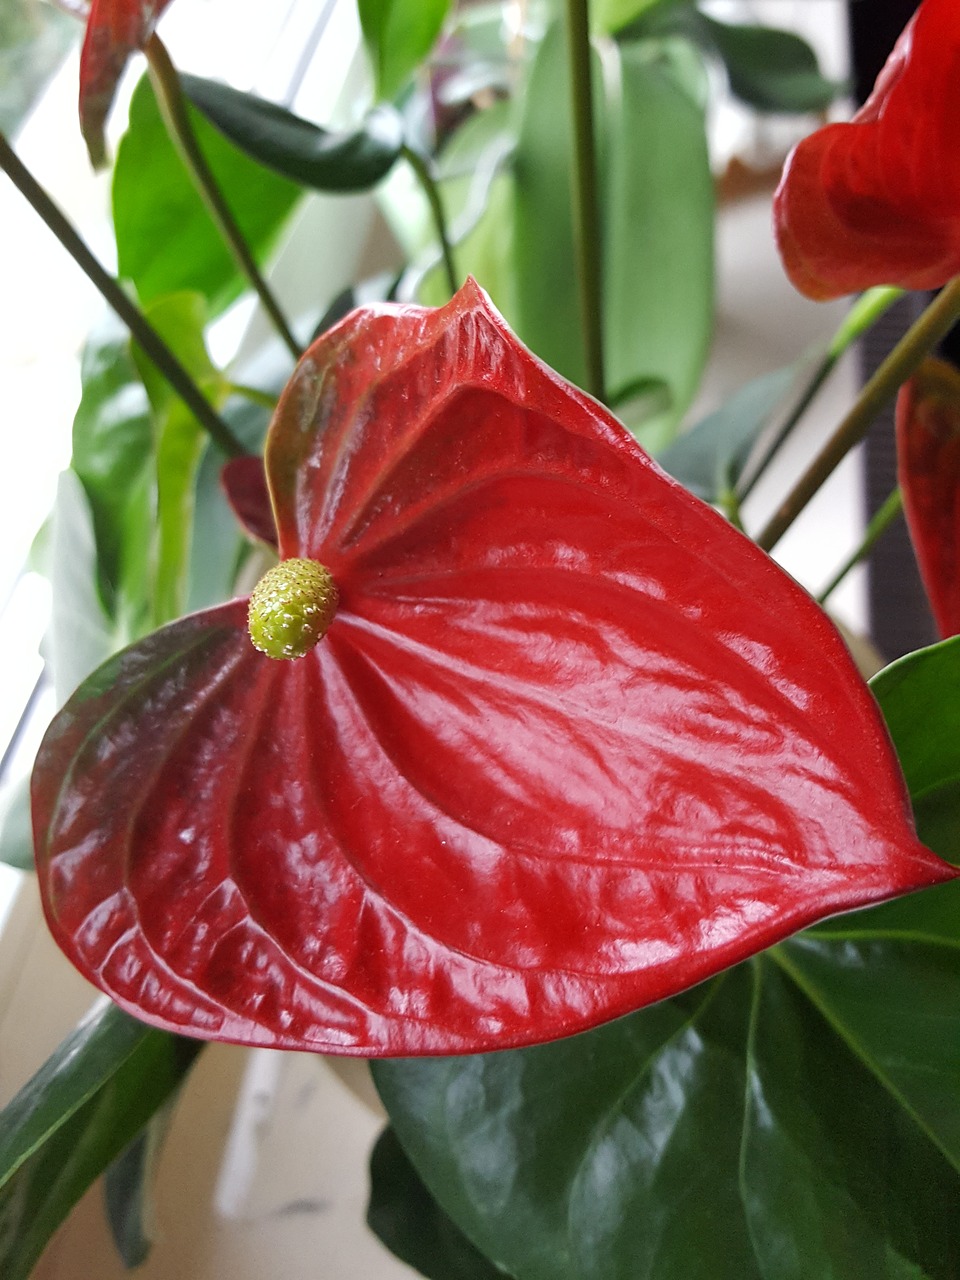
[756,275,960,553]
[565,0,605,404]
[0,131,246,458]
[401,144,458,299]
[144,35,302,361]
[739,286,902,503]
[226,382,279,410]
[817,488,903,605]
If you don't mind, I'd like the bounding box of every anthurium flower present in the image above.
[77,0,174,165]
[897,356,960,638]
[773,0,960,300]
[32,280,956,1056]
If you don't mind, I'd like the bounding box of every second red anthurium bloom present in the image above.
[32,280,956,1056]
[774,0,960,301]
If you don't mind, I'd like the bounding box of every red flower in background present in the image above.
[897,357,960,638]
[774,0,960,301]
[78,0,174,165]
[31,280,955,1056]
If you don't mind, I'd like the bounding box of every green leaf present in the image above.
[113,74,301,316]
[870,636,960,862]
[0,1003,200,1280]
[374,939,960,1280]
[103,1105,175,1268]
[359,0,453,101]
[513,29,713,444]
[368,1127,510,1279]
[591,0,686,37]
[605,37,713,450]
[71,314,154,634]
[699,15,843,114]
[659,363,799,500]
[0,773,33,871]
[131,292,228,627]
[181,77,404,192]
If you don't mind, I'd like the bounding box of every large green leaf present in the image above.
[372,642,960,1279]
[131,292,229,627]
[368,1127,510,1279]
[0,773,33,871]
[513,27,712,443]
[113,74,301,316]
[0,1003,200,1280]
[181,77,404,192]
[359,0,453,101]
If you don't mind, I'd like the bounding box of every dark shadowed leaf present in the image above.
[659,363,799,500]
[103,1104,175,1268]
[113,74,301,316]
[0,1003,200,1280]
[181,77,404,192]
[702,15,843,113]
[368,1127,509,1279]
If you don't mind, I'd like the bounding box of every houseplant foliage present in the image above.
[2,1,960,1277]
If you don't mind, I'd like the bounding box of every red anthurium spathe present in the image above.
[32,280,956,1056]
[773,0,960,301]
[897,356,960,638]
[78,0,174,165]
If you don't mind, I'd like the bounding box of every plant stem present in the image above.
[817,488,903,605]
[756,275,960,553]
[144,34,302,361]
[739,286,902,503]
[565,0,605,404]
[401,143,458,298]
[0,131,246,458]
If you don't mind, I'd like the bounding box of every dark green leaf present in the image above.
[870,636,960,861]
[113,74,301,316]
[659,363,798,500]
[368,1127,510,1279]
[0,1003,200,1280]
[181,77,404,192]
[699,15,843,114]
[103,1105,174,1268]
[359,0,453,101]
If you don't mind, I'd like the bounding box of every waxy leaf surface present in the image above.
[78,0,173,165]
[773,0,960,300]
[896,358,960,638]
[32,280,955,1056]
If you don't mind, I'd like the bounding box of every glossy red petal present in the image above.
[79,0,173,165]
[896,357,960,638]
[773,0,960,300]
[33,280,957,1056]
[220,456,279,548]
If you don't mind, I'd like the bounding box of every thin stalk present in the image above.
[739,286,902,503]
[0,131,246,458]
[401,144,458,298]
[226,382,279,410]
[144,34,301,361]
[756,275,960,553]
[817,488,903,605]
[565,0,605,404]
